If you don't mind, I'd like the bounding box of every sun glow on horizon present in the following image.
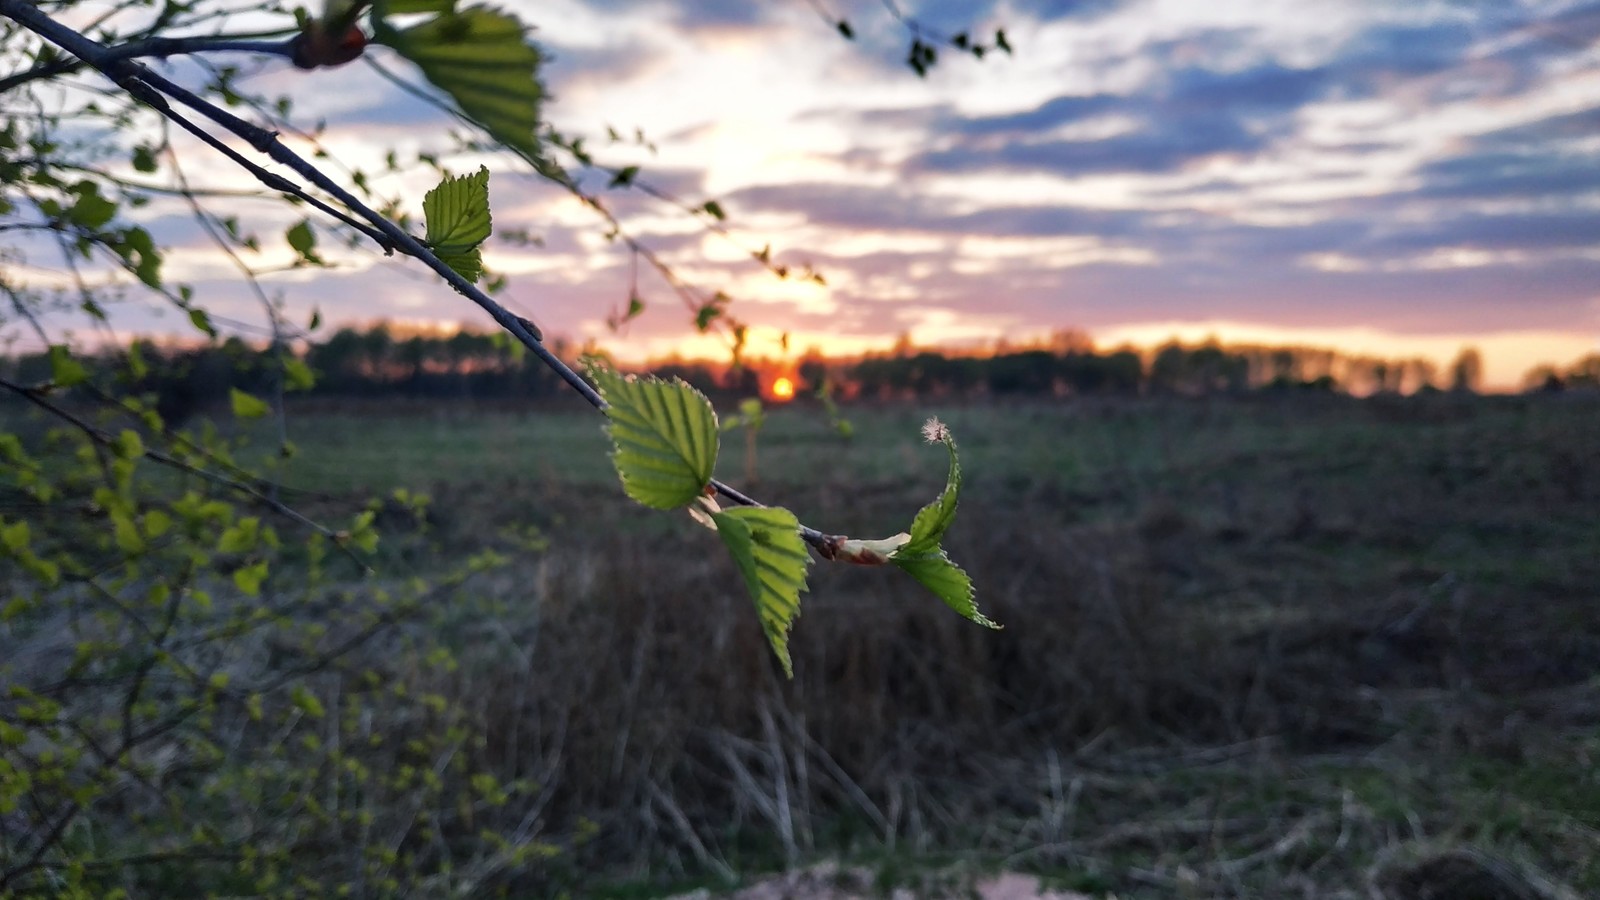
[769,376,795,401]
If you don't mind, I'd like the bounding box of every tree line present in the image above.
[6,324,1595,422]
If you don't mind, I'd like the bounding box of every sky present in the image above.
[14,0,1600,386]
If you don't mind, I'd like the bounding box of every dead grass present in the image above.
[265,393,1600,896]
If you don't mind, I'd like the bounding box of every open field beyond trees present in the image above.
[257,393,1600,894]
[4,390,1599,897]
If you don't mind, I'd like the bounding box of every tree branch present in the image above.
[0,0,841,551]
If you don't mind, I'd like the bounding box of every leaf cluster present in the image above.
[591,366,996,677]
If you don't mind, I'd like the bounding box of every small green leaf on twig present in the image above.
[590,365,719,510]
[188,307,216,337]
[422,166,491,281]
[712,506,811,678]
[889,418,997,627]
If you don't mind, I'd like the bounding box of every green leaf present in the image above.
[373,5,545,162]
[1,519,31,554]
[609,165,639,188]
[711,506,811,677]
[702,199,725,221]
[422,166,491,281]
[126,342,148,379]
[111,511,145,554]
[290,684,325,717]
[233,560,268,597]
[230,388,270,420]
[113,429,144,460]
[131,145,158,173]
[218,517,261,554]
[902,419,959,555]
[47,346,88,387]
[116,226,162,287]
[887,420,999,629]
[188,307,216,337]
[590,366,718,510]
[65,181,117,230]
[285,219,321,264]
[283,357,316,391]
[375,0,454,16]
[893,550,992,627]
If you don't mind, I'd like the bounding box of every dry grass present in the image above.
[268,393,1600,896]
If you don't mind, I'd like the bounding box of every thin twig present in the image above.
[0,375,368,569]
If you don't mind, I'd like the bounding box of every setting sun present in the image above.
[770,376,795,401]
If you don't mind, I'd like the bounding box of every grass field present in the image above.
[11,389,1594,896]
[237,391,1600,897]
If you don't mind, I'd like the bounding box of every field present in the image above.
[245,391,1599,898]
[7,390,1598,897]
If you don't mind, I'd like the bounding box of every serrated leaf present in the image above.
[590,366,718,509]
[892,549,995,628]
[886,420,999,628]
[712,506,811,677]
[230,388,270,420]
[48,346,88,388]
[374,5,545,161]
[902,423,959,555]
[422,166,491,281]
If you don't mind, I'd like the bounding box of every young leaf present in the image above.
[901,417,958,555]
[47,346,89,388]
[230,388,271,420]
[373,5,545,162]
[889,419,1000,629]
[233,560,269,597]
[701,199,726,221]
[711,506,811,678]
[590,366,719,510]
[893,549,993,628]
[65,181,117,229]
[283,357,317,392]
[188,307,216,337]
[285,219,322,264]
[422,166,491,281]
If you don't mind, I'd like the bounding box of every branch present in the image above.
[0,1,842,551]
[0,34,296,94]
[0,375,370,570]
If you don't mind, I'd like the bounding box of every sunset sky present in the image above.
[19,0,1600,387]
